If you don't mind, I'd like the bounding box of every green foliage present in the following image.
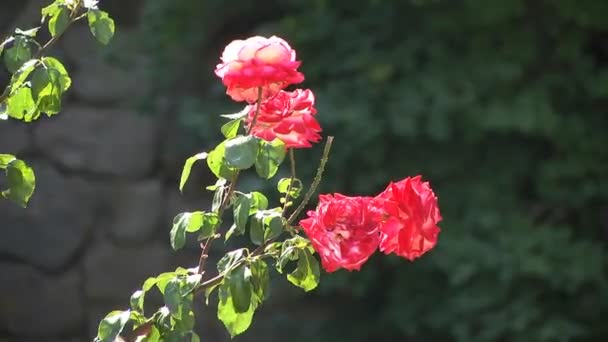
[0,155,35,207]
[255,138,286,179]
[95,310,131,342]
[1,0,116,207]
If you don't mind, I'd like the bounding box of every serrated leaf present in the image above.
[2,158,36,207]
[96,310,131,342]
[287,249,320,292]
[207,141,238,180]
[217,282,257,338]
[228,265,252,313]
[179,152,207,192]
[255,138,286,179]
[221,119,241,139]
[87,9,115,45]
[225,135,259,170]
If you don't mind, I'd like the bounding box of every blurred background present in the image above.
[1,0,608,341]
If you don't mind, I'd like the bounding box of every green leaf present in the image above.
[179,152,207,193]
[142,277,158,292]
[8,59,37,95]
[250,210,283,245]
[211,181,226,212]
[41,57,71,93]
[217,249,246,274]
[6,87,38,121]
[169,214,188,251]
[87,10,115,45]
[249,192,268,214]
[224,135,259,170]
[278,177,303,199]
[164,278,191,319]
[0,154,16,168]
[48,5,70,37]
[130,290,145,313]
[221,119,241,139]
[250,259,269,303]
[228,265,252,313]
[204,281,221,306]
[263,214,284,242]
[155,272,178,294]
[287,249,320,292]
[231,194,252,238]
[96,310,131,342]
[2,159,36,207]
[207,141,238,180]
[249,213,263,246]
[255,138,286,179]
[30,66,63,115]
[217,282,257,338]
[3,36,31,73]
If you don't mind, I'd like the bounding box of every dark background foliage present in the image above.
[2,0,608,341]
[144,0,608,340]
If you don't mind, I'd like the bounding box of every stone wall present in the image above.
[0,2,332,341]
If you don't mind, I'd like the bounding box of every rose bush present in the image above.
[94,34,443,341]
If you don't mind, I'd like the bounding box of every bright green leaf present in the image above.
[224,135,259,170]
[287,249,320,292]
[255,138,286,179]
[217,282,257,338]
[221,119,241,139]
[249,192,268,214]
[179,152,207,193]
[207,141,238,180]
[96,310,131,342]
[87,9,115,45]
[233,194,252,236]
[6,87,38,121]
[41,57,71,93]
[263,214,284,242]
[0,154,16,168]
[249,213,263,246]
[48,5,70,37]
[15,27,40,37]
[2,158,36,207]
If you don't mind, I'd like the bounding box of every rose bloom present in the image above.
[300,194,381,272]
[246,89,321,148]
[374,176,442,261]
[215,36,304,103]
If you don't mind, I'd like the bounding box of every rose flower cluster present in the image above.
[216,36,441,273]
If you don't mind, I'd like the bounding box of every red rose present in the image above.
[374,176,442,261]
[299,194,381,272]
[215,36,305,103]
[246,89,322,148]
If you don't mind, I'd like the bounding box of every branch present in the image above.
[0,2,85,104]
[197,86,264,275]
[281,148,297,214]
[287,136,334,225]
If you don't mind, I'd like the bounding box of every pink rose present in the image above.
[300,194,381,272]
[215,36,304,103]
[373,176,442,260]
[246,89,321,148]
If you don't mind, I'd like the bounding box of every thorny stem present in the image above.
[197,86,264,275]
[0,1,85,104]
[287,136,334,225]
[281,149,297,215]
